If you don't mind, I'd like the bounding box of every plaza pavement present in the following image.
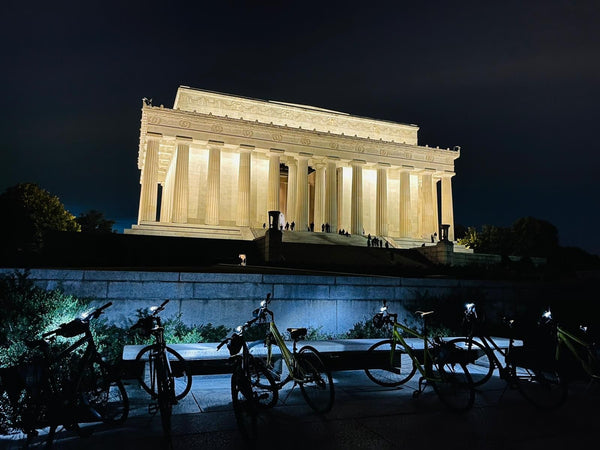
[1,366,598,450]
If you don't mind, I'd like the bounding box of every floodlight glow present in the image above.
[542,310,552,319]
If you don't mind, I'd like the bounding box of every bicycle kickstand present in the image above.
[414,376,427,398]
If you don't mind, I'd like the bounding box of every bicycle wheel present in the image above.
[446,338,495,386]
[156,356,173,438]
[431,361,475,412]
[364,339,417,387]
[135,345,192,401]
[231,367,258,443]
[248,357,278,409]
[510,363,567,409]
[77,359,129,426]
[297,346,334,413]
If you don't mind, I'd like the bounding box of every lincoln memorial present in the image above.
[126,86,460,247]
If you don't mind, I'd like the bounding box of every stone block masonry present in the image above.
[0,268,572,335]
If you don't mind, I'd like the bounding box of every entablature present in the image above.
[138,105,460,175]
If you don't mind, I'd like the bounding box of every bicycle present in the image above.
[543,309,600,384]
[364,300,475,411]
[0,302,129,446]
[253,293,335,413]
[217,315,278,442]
[446,303,567,409]
[130,299,192,438]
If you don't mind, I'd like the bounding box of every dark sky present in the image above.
[2,1,599,254]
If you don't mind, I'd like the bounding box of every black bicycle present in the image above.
[0,302,129,446]
[218,316,278,443]
[130,299,192,438]
[447,303,567,408]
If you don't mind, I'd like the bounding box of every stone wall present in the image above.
[0,268,574,335]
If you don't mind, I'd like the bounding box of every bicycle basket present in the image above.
[57,318,87,337]
[373,313,385,329]
[227,333,243,356]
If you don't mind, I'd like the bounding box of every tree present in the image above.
[0,183,80,251]
[511,217,558,257]
[76,209,115,233]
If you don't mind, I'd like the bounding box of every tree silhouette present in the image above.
[76,209,115,233]
[0,183,80,252]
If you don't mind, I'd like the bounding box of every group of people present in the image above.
[367,234,389,248]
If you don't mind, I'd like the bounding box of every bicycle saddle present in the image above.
[287,328,307,341]
[416,310,434,318]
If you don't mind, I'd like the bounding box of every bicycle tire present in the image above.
[74,359,129,437]
[446,337,495,387]
[231,367,258,443]
[297,346,335,413]
[431,361,475,412]
[510,362,567,409]
[135,345,192,401]
[364,339,417,387]
[156,355,173,438]
[248,357,278,409]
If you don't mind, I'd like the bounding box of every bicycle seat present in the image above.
[416,310,434,318]
[287,328,307,341]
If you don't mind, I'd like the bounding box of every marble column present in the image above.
[295,153,310,231]
[399,167,412,238]
[267,150,282,212]
[376,164,389,236]
[420,170,435,240]
[236,146,252,226]
[313,162,326,231]
[205,142,222,225]
[432,176,440,238]
[441,172,455,241]
[325,158,338,232]
[336,167,344,232]
[138,133,160,223]
[171,137,191,223]
[351,160,364,235]
[286,159,297,224]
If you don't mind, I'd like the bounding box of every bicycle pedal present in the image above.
[148,402,159,414]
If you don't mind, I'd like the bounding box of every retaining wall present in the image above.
[0,268,579,335]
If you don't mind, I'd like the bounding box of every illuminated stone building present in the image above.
[126,86,460,245]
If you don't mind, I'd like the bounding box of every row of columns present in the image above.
[137,139,455,241]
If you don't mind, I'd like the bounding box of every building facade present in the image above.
[126,86,460,243]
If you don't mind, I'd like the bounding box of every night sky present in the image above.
[2,1,599,255]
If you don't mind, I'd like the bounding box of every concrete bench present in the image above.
[121,337,517,378]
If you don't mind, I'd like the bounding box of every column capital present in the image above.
[439,171,456,178]
[269,148,285,154]
[175,135,193,142]
[399,164,414,173]
[146,131,162,141]
[238,144,255,153]
[207,139,224,148]
[297,152,313,160]
[350,159,367,166]
[326,155,340,161]
[376,162,391,168]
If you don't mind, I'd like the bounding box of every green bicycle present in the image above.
[253,294,335,413]
[544,309,600,383]
[365,300,475,411]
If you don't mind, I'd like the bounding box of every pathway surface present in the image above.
[1,368,597,450]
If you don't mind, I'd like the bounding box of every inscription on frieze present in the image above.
[211,124,223,133]
[179,120,191,129]
[242,129,253,137]
[149,116,161,125]
[300,137,311,146]
[271,133,283,142]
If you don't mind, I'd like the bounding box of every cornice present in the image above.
[173,86,419,144]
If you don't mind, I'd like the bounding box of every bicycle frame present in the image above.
[388,320,442,383]
[556,326,600,380]
[266,321,305,385]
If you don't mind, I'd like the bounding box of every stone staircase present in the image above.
[125,222,255,241]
